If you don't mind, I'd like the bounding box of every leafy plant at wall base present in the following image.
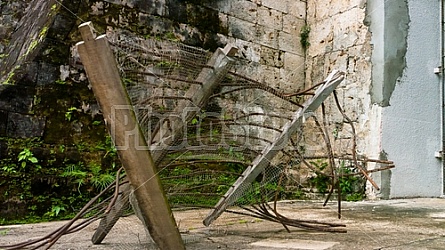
[55,79,66,85]
[338,165,364,201]
[92,120,102,126]
[60,163,88,193]
[89,163,116,191]
[60,162,116,193]
[345,193,363,201]
[0,126,120,224]
[2,163,17,173]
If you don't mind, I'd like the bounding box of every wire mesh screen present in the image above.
[105,30,394,214]
[0,27,396,250]
[91,31,392,248]
[108,31,213,145]
[106,30,307,212]
[102,31,393,237]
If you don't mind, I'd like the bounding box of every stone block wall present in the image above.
[304,0,383,198]
[0,0,57,142]
[0,0,113,220]
[6,0,437,205]
[305,0,374,156]
[89,0,307,90]
[0,0,308,142]
[0,0,33,55]
[0,0,388,204]
[85,0,308,151]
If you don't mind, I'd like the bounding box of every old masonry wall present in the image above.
[305,0,380,197]
[306,0,444,198]
[0,0,307,219]
[4,0,441,221]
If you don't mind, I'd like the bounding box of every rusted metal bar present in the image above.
[333,91,380,191]
[220,73,302,107]
[302,155,394,165]
[125,69,204,85]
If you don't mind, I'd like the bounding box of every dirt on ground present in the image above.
[1,198,445,249]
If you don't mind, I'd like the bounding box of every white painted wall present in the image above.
[381,0,443,197]
[292,0,444,198]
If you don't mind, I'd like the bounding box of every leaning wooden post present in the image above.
[91,43,237,244]
[76,22,185,250]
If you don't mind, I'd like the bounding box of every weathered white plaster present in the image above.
[307,0,444,198]
[381,0,442,198]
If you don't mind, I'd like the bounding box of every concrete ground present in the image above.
[1,198,445,249]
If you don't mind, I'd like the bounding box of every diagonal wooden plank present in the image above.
[203,70,346,226]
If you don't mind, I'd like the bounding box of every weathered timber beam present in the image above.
[76,22,185,250]
[150,44,238,164]
[89,33,237,243]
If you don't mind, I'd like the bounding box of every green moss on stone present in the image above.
[39,26,49,38]
[2,65,20,85]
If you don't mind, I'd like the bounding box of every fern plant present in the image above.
[60,162,116,192]
[89,163,115,191]
[60,163,88,193]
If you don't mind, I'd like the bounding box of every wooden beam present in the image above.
[76,22,185,250]
[150,44,238,164]
[203,70,346,226]
[87,25,237,244]
[91,184,131,244]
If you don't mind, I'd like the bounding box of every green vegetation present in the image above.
[300,25,311,51]
[64,107,78,121]
[61,162,116,192]
[18,148,40,169]
[338,165,365,201]
[39,27,49,38]
[161,163,241,207]
[156,61,180,68]
[308,160,365,201]
[55,79,66,85]
[2,65,20,85]
[0,133,120,225]
[308,160,330,193]
[164,32,179,42]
